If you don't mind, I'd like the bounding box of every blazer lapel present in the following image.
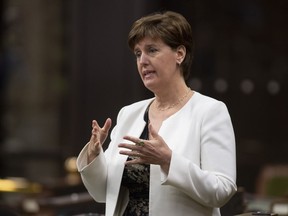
[105,106,148,216]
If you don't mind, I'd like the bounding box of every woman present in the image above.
[77,11,237,216]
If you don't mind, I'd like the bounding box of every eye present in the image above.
[148,47,157,54]
[134,50,141,59]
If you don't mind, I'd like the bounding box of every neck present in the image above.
[154,86,191,111]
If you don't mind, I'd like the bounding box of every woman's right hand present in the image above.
[87,118,112,163]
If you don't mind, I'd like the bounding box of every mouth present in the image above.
[142,70,155,79]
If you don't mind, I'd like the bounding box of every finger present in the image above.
[125,154,148,165]
[118,143,136,151]
[92,120,97,128]
[136,140,145,147]
[102,118,112,133]
[93,120,101,129]
[119,149,137,155]
[123,135,141,144]
[91,120,101,137]
[125,157,141,165]
[91,120,100,141]
[119,149,142,159]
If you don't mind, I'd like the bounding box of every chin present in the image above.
[144,84,160,95]
[143,82,155,92]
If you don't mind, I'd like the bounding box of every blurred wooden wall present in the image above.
[1,0,64,184]
[1,0,288,194]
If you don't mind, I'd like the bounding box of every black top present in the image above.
[121,105,150,216]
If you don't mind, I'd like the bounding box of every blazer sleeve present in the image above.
[76,107,126,203]
[77,146,108,202]
[163,101,237,207]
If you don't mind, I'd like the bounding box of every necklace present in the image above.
[156,88,191,111]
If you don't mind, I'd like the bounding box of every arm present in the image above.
[163,101,237,207]
[76,118,113,202]
[77,146,108,202]
[76,107,125,203]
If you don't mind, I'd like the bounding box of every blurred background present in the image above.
[0,0,287,215]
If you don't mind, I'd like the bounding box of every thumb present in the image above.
[148,123,158,140]
[99,118,112,145]
[103,118,112,133]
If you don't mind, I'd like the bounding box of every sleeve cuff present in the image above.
[76,142,104,173]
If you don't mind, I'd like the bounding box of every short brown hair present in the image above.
[128,11,194,80]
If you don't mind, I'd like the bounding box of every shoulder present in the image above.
[193,91,225,106]
[190,91,229,115]
[193,91,222,105]
[190,92,233,131]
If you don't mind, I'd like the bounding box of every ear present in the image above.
[176,45,186,65]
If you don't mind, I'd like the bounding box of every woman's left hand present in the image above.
[118,124,172,174]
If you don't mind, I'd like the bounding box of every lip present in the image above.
[142,70,155,78]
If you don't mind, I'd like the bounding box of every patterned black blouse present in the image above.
[121,106,150,216]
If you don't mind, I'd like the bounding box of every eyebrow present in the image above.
[134,43,158,51]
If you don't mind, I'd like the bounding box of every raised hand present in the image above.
[87,118,112,163]
[118,123,172,174]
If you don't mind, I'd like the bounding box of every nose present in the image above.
[138,53,148,65]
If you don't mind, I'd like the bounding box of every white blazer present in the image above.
[77,92,237,216]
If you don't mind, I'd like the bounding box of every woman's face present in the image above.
[133,37,185,92]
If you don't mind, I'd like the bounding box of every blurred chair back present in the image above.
[257,165,288,197]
